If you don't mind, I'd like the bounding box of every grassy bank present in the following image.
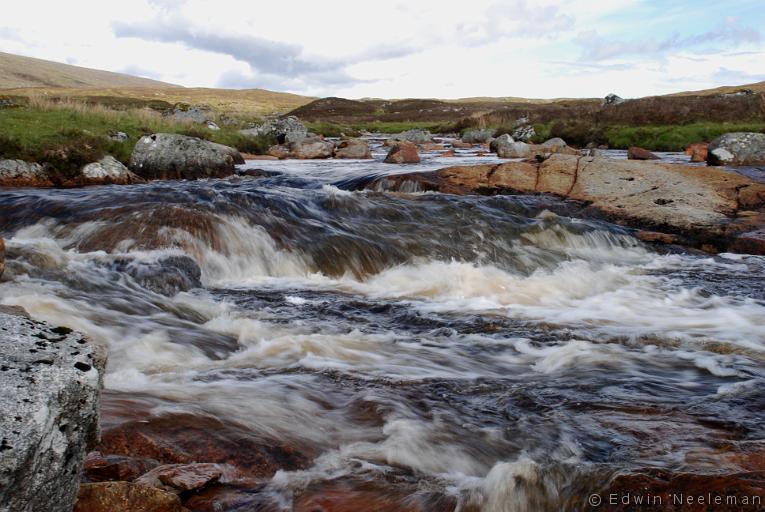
[528,121,765,151]
[0,97,275,173]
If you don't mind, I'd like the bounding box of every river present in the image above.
[1,143,764,510]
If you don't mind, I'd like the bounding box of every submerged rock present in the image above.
[334,138,372,159]
[74,482,185,512]
[384,141,420,163]
[0,237,4,279]
[113,255,202,296]
[84,452,160,483]
[0,159,52,187]
[707,132,765,166]
[628,146,660,160]
[129,133,244,181]
[135,463,226,493]
[0,311,106,512]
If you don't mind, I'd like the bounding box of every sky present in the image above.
[1,0,764,99]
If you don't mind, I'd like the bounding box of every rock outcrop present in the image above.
[267,135,335,159]
[365,154,765,253]
[384,141,420,164]
[628,146,660,160]
[603,93,625,105]
[0,310,106,512]
[241,116,307,144]
[129,134,243,180]
[391,129,433,144]
[164,103,216,126]
[489,134,514,154]
[492,137,578,159]
[707,132,765,166]
[333,138,372,159]
[0,159,53,187]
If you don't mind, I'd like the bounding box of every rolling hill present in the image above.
[0,51,179,89]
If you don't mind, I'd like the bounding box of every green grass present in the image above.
[0,102,276,174]
[603,122,765,151]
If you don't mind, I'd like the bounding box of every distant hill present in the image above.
[0,51,179,89]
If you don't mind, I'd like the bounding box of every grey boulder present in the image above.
[0,310,106,512]
[707,132,765,166]
[129,134,244,181]
[461,129,495,144]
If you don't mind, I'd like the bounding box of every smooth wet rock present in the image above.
[707,132,765,166]
[384,141,420,164]
[0,159,52,187]
[685,142,708,163]
[366,155,765,253]
[114,255,202,296]
[0,312,106,512]
[628,146,660,160]
[84,451,160,482]
[0,237,4,279]
[129,134,243,180]
[461,129,494,144]
[79,156,145,186]
[333,138,371,159]
[97,413,310,479]
[135,463,226,493]
[74,482,186,512]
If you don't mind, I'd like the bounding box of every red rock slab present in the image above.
[97,413,311,480]
[384,141,420,164]
[84,451,160,482]
[628,146,660,160]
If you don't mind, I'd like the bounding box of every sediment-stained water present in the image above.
[1,147,764,510]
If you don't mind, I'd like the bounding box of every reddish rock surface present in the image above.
[685,143,708,163]
[97,413,311,480]
[333,138,372,159]
[439,149,456,157]
[384,141,420,164]
[136,463,226,493]
[593,469,765,511]
[365,155,765,254]
[84,452,159,482]
[74,482,186,512]
[628,146,660,160]
[451,140,473,149]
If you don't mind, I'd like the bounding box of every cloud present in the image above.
[120,64,163,80]
[575,18,763,62]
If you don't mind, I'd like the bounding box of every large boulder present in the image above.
[497,141,531,158]
[289,136,335,159]
[603,93,625,105]
[707,132,765,166]
[489,134,514,154]
[0,310,106,512]
[461,129,494,144]
[628,146,660,160]
[79,156,145,186]
[0,159,52,187]
[129,134,243,181]
[384,141,420,164]
[334,138,372,159]
[541,137,567,148]
[392,129,433,144]
[241,116,307,145]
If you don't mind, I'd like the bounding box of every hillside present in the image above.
[0,51,179,89]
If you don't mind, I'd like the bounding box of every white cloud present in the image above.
[0,0,763,98]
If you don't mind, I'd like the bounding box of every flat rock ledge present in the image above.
[0,308,106,512]
[364,154,765,254]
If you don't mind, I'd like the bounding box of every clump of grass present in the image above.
[603,122,765,151]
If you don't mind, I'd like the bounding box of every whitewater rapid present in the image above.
[1,148,764,510]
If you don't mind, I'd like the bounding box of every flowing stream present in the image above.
[1,145,764,510]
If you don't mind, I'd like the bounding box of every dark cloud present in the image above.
[575,19,763,62]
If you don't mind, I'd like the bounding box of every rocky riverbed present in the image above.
[1,138,765,511]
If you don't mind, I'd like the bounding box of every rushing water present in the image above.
[1,144,765,510]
